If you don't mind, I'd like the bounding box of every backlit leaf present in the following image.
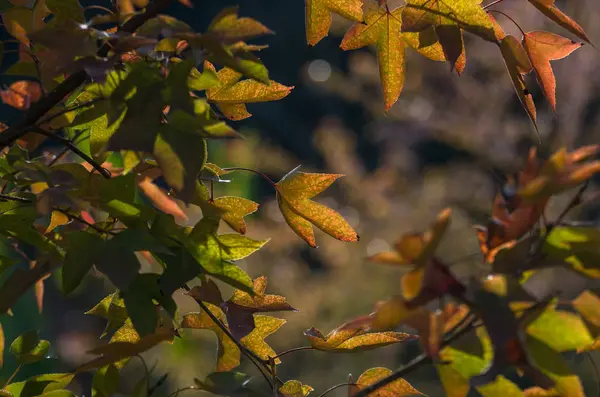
[182,305,241,371]
[240,315,285,363]
[208,7,273,44]
[276,170,358,247]
[86,293,129,337]
[500,35,537,134]
[526,0,590,43]
[279,381,314,397]
[304,0,363,45]
[355,367,422,397]
[402,0,496,42]
[522,31,583,112]
[45,211,70,234]
[525,307,593,352]
[77,327,174,372]
[341,5,406,110]
[572,290,600,329]
[304,324,415,352]
[205,61,293,121]
[1,81,43,110]
[10,330,50,365]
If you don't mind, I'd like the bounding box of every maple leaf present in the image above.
[279,380,314,397]
[304,323,416,352]
[402,26,467,73]
[519,146,600,202]
[522,31,583,112]
[222,276,297,339]
[526,0,590,44]
[207,7,274,44]
[352,367,423,397]
[0,81,43,110]
[340,5,406,110]
[182,304,241,371]
[402,0,496,43]
[205,61,293,121]
[240,315,286,363]
[499,35,538,134]
[275,169,359,248]
[304,0,363,46]
[476,148,546,260]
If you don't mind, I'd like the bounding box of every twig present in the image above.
[55,208,116,236]
[36,99,102,126]
[316,383,354,397]
[182,285,275,388]
[0,0,179,149]
[3,364,23,387]
[352,314,477,397]
[221,167,279,189]
[166,386,199,397]
[483,0,505,9]
[32,127,112,179]
[272,346,314,360]
[48,129,87,167]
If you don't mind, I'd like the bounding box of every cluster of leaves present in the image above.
[0,0,595,396]
[307,0,588,130]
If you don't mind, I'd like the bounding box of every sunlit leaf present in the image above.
[10,330,50,365]
[402,0,496,42]
[304,0,363,45]
[86,293,129,338]
[525,306,593,352]
[279,381,314,397]
[208,7,273,44]
[205,61,293,121]
[76,327,174,372]
[341,5,405,110]
[523,31,583,112]
[276,170,358,247]
[1,81,43,110]
[526,0,590,43]
[5,373,74,397]
[304,323,415,352]
[182,304,241,371]
[354,367,423,397]
[240,315,285,363]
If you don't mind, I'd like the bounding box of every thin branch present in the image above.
[31,127,112,179]
[48,129,87,167]
[182,285,274,388]
[36,99,102,126]
[3,364,23,387]
[221,167,279,189]
[483,0,505,10]
[0,0,179,149]
[352,314,477,397]
[487,10,525,36]
[272,346,314,360]
[316,383,354,397]
[55,208,116,236]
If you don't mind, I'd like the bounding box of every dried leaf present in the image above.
[279,380,314,397]
[526,0,590,43]
[1,81,43,110]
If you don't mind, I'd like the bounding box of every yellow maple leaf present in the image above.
[204,61,293,121]
[304,0,363,46]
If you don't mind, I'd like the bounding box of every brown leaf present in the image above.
[137,176,188,222]
[1,81,43,110]
[523,31,583,112]
[526,0,590,44]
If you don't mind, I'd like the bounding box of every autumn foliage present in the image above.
[0,0,597,396]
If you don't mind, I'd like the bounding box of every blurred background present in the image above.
[2,0,600,395]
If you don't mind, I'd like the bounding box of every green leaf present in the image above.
[189,66,220,91]
[92,365,120,397]
[525,336,585,397]
[86,293,129,337]
[525,307,593,352]
[5,373,74,397]
[10,331,50,365]
[62,231,105,294]
[153,126,207,202]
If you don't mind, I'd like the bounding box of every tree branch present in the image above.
[352,313,477,397]
[32,127,112,179]
[0,0,179,149]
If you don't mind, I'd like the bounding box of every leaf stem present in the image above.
[483,0,505,10]
[55,208,117,236]
[221,167,278,189]
[272,346,314,360]
[3,364,22,387]
[166,386,199,397]
[317,383,354,397]
[487,10,526,36]
[31,127,112,179]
